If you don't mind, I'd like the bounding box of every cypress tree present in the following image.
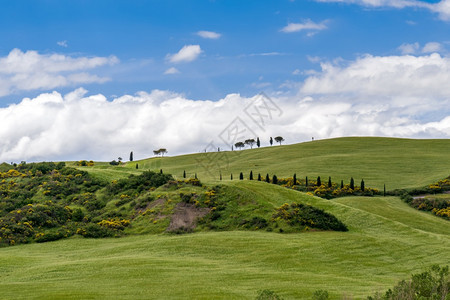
[272,175,278,184]
[130,151,133,162]
[231,173,233,180]
[220,173,222,180]
[239,172,244,180]
[384,184,386,197]
[183,170,186,178]
[270,137,273,146]
[350,177,355,190]
[306,176,308,188]
[293,173,297,186]
[317,176,321,186]
[258,173,261,181]
[361,179,365,191]
[136,163,138,169]
[266,174,270,183]
[160,169,163,174]
[328,176,332,188]
[249,170,253,180]
[340,180,344,189]
[195,173,197,179]
[256,137,261,148]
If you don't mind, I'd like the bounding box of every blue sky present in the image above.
[1,0,450,161]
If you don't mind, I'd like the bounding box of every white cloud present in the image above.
[315,0,450,21]
[57,40,68,47]
[398,42,420,54]
[301,53,450,99]
[292,69,301,75]
[398,42,443,54]
[0,49,118,97]
[422,42,443,53]
[164,67,180,75]
[280,19,328,33]
[1,61,450,163]
[167,45,202,63]
[196,31,221,39]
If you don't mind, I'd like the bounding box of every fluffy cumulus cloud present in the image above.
[164,67,180,75]
[0,49,118,97]
[2,51,450,163]
[166,45,202,63]
[398,42,443,54]
[315,0,450,21]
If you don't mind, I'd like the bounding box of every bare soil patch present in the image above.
[167,202,210,232]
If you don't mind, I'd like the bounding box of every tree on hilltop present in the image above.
[270,137,273,146]
[235,142,245,150]
[274,136,284,145]
[245,139,256,149]
[130,151,133,162]
[256,137,260,148]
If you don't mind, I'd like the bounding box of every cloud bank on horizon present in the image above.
[1,0,450,162]
[1,51,449,162]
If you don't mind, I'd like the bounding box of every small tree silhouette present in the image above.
[183,170,186,178]
[361,179,365,192]
[234,142,245,150]
[136,163,138,169]
[317,176,321,186]
[270,137,273,146]
[249,170,253,180]
[258,173,261,181]
[266,174,270,183]
[328,176,332,188]
[239,172,244,180]
[245,139,256,149]
[130,151,133,162]
[341,180,344,189]
[293,173,297,185]
[272,175,278,184]
[350,177,355,190]
[256,137,261,148]
[274,136,284,145]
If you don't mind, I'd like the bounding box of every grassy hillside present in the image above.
[0,181,448,299]
[74,137,450,190]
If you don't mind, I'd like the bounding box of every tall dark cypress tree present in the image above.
[256,137,261,148]
[266,174,270,183]
[350,177,355,190]
[384,184,386,197]
[317,176,321,186]
[130,151,133,162]
[136,163,138,169]
[231,173,233,180]
[220,173,222,180]
[239,172,244,180]
[361,179,365,191]
[195,173,197,179]
[340,180,344,189]
[293,173,297,186]
[258,173,261,181]
[272,175,278,184]
[270,137,273,146]
[183,170,186,178]
[160,169,163,174]
[328,176,332,188]
[306,176,308,188]
[249,171,253,180]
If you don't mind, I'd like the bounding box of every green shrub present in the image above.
[255,289,283,300]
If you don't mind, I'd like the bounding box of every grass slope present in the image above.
[0,181,448,299]
[75,137,450,190]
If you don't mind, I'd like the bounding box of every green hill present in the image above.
[0,137,449,299]
[0,181,448,299]
[75,137,450,190]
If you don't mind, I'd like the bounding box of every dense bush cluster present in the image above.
[272,203,348,232]
[393,176,450,220]
[368,265,449,300]
[276,177,379,199]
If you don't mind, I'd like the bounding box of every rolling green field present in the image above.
[73,137,450,190]
[0,181,449,299]
[1,137,449,299]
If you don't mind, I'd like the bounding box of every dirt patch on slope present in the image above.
[167,202,210,232]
